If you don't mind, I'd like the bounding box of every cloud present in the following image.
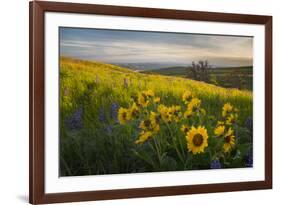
[60,27,253,66]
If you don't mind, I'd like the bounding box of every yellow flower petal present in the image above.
[214,125,225,137]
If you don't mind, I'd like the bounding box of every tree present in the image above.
[189,60,211,82]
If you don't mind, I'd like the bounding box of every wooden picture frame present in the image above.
[29,1,272,204]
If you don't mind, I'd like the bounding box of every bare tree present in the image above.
[189,60,211,82]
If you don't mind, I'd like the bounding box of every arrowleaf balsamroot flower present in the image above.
[135,112,160,145]
[214,125,225,137]
[223,128,235,153]
[139,119,151,130]
[149,111,160,132]
[222,103,233,117]
[169,105,182,122]
[139,112,160,133]
[181,124,189,133]
[135,131,153,144]
[184,97,201,118]
[188,98,201,112]
[200,108,206,116]
[182,90,193,104]
[158,104,172,123]
[158,104,181,123]
[144,89,155,97]
[118,107,131,124]
[183,108,193,118]
[226,113,238,125]
[129,102,139,119]
[137,90,155,107]
[137,93,149,107]
[217,121,225,126]
[154,97,161,103]
[225,127,234,137]
[186,126,209,154]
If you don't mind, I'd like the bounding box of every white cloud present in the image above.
[60,30,253,66]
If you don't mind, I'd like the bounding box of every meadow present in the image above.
[59,57,253,176]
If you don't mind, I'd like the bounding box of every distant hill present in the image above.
[112,62,189,71]
[142,66,188,77]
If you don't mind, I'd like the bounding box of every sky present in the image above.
[60,27,253,67]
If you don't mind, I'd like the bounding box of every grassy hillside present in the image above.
[142,66,188,77]
[60,57,253,176]
[143,66,253,90]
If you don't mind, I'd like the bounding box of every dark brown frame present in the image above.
[29,1,272,204]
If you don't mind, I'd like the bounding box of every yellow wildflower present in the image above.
[129,102,139,118]
[158,104,172,123]
[150,112,160,132]
[187,98,201,112]
[182,90,193,104]
[139,113,160,133]
[168,105,181,122]
[223,134,235,153]
[186,126,209,154]
[154,97,160,103]
[184,109,193,118]
[135,131,153,144]
[214,125,225,137]
[200,108,206,116]
[222,103,233,117]
[118,107,131,125]
[225,127,234,137]
[217,121,225,126]
[226,113,238,125]
[137,93,149,107]
[181,124,189,133]
[144,89,154,97]
[139,119,152,130]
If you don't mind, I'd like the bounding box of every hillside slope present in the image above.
[60,57,252,121]
[59,57,253,176]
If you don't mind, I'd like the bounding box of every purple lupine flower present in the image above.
[110,102,119,123]
[98,108,106,123]
[210,160,221,169]
[245,150,253,167]
[65,106,83,129]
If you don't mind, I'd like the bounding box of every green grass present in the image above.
[59,57,253,176]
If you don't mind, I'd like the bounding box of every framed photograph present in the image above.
[29,1,272,204]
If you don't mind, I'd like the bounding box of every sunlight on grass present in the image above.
[59,57,253,176]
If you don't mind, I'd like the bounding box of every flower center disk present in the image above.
[225,135,232,143]
[192,134,204,146]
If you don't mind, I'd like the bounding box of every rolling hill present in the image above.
[60,57,252,119]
